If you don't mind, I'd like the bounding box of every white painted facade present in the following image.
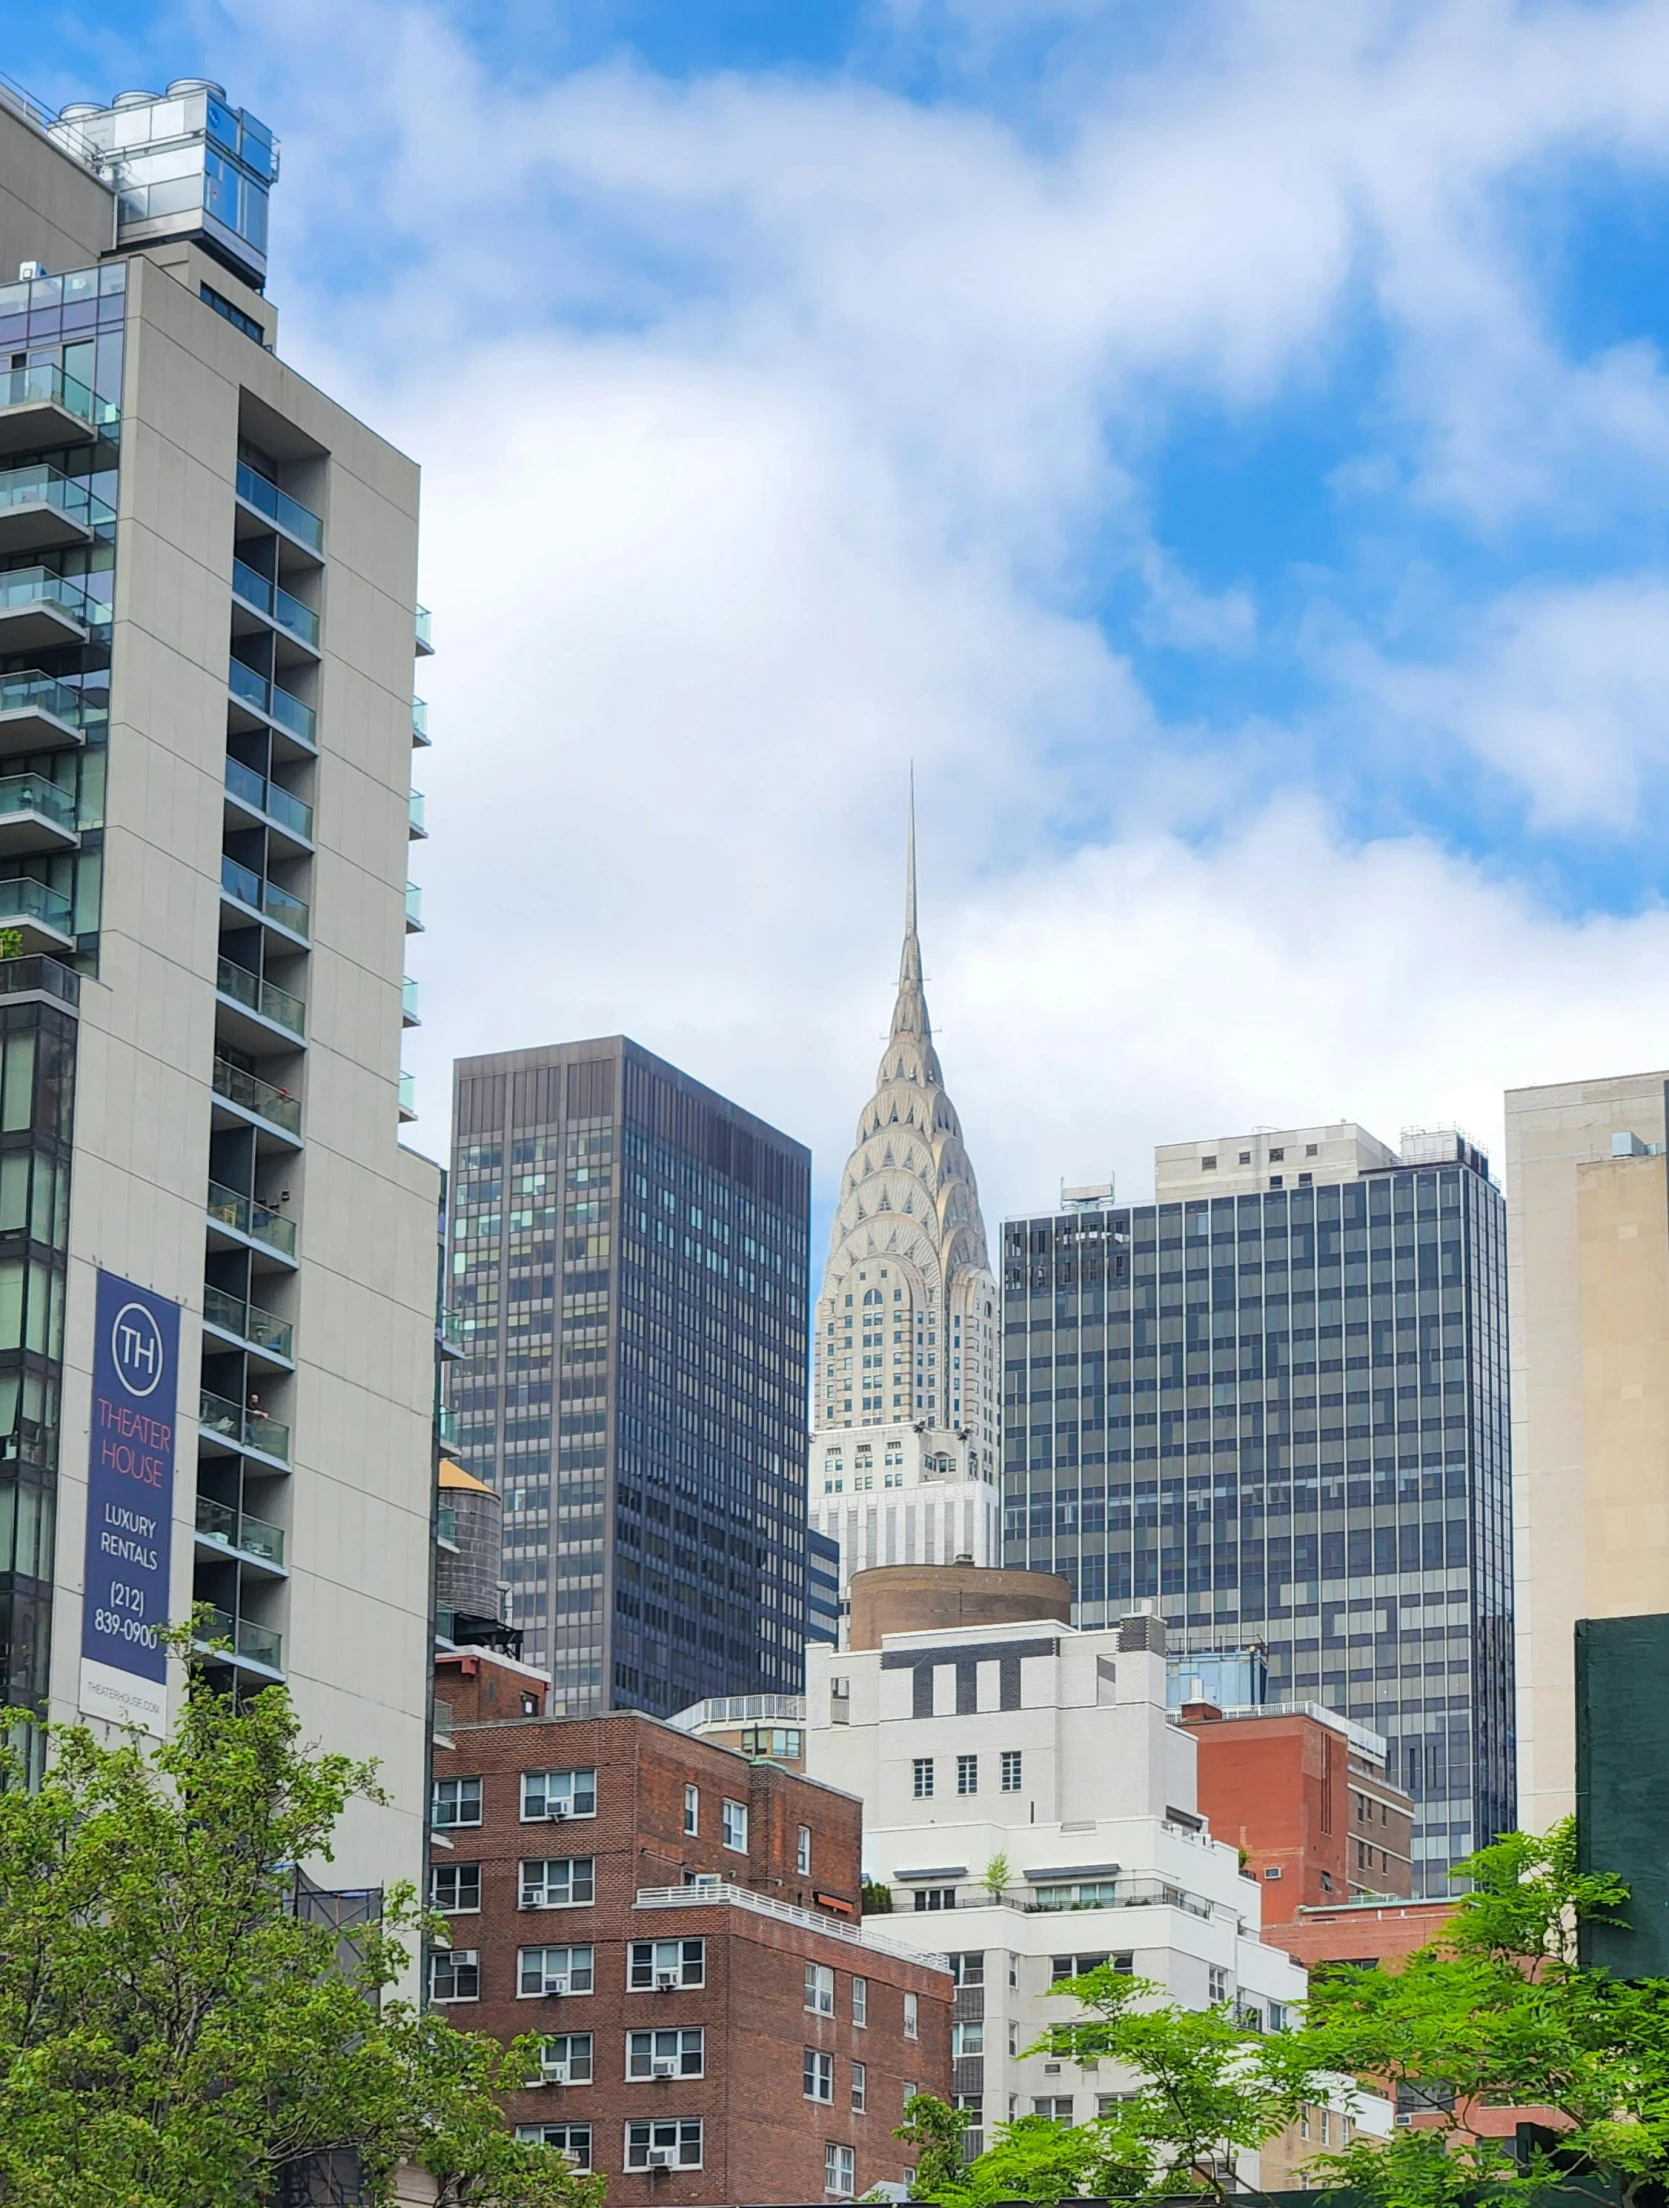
[805,1616,1307,2156]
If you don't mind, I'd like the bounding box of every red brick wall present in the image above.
[1184,1711,1348,1924]
[431,1710,949,2203]
[435,1652,549,1725]
[1275,1898,1456,1971]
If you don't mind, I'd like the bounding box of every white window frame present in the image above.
[797,1822,812,1874]
[626,2026,704,2079]
[516,2121,591,2169]
[1000,1750,1022,1793]
[912,1757,934,1799]
[904,1991,919,2040]
[805,1960,836,2016]
[825,2141,855,2197]
[721,1797,748,1852]
[517,1943,595,1998]
[852,1976,868,2027]
[956,1753,978,1796]
[629,1937,705,1990]
[540,2032,593,2083]
[520,1766,598,1822]
[519,1856,596,1909]
[804,2047,835,2104]
[625,2118,702,2171]
[851,2060,867,2113]
[431,1775,482,1829]
[683,1783,699,1836]
[428,1948,480,2003]
[952,2020,984,2056]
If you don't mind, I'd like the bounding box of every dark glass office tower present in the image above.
[1002,1126,1512,1897]
[448,1038,811,1718]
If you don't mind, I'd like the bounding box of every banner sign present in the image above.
[78,1269,181,1732]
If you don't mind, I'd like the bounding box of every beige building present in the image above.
[1507,1070,1669,1832]
[0,78,439,1902]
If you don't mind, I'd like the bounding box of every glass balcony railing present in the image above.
[206,1176,298,1259]
[411,695,429,744]
[0,461,114,536]
[437,1308,464,1355]
[220,854,309,939]
[434,1603,455,1644]
[414,603,433,653]
[0,360,118,434]
[196,1493,286,1568]
[436,1403,459,1448]
[216,953,305,1037]
[0,566,107,632]
[0,668,103,734]
[0,876,71,935]
[231,555,319,649]
[407,787,426,835]
[0,774,76,835]
[402,975,419,1024]
[404,882,422,930]
[436,1503,457,1544]
[224,757,313,843]
[194,1605,283,1672]
[211,1054,301,1137]
[202,1280,294,1361]
[227,658,315,748]
[398,1069,416,1117]
[199,1386,291,1464]
[235,458,323,554]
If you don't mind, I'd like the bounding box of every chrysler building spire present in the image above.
[808,794,1000,1615]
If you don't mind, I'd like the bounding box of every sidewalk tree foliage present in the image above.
[0,1634,602,2208]
[1303,1820,1669,2208]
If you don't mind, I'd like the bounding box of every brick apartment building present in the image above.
[1178,1698,1414,1929]
[429,1698,951,2203]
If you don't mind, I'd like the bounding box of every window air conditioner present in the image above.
[547,1804,567,1821]
[651,2057,678,2078]
[654,1969,680,1990]
[543,2063,570,2085]
[544,1976,570,1997]
[646,2148,677,2169]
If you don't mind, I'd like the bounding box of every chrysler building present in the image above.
[809,801,1000,1610]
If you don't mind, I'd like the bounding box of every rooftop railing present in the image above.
[635,1882,951,1970]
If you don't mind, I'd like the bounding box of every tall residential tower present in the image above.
[809,810,1000,1607]
[0,77,440,1897]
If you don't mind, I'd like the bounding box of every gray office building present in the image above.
[1002,1123,1513,1897]
[447,1037,810,1717]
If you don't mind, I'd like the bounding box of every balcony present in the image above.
[0,567,104,652]
[193,1604,284,1678]
[434,1602,456,1646]
[0,953,78,1007]
[0,361,115,458]
[231,555,320,654]
[228,659,315,752]
[411,696,429,747]
[203,1281,294,1365]
[221,854,309,942]
[0,773,78,857]
[224,757,312,850]
[0,669,98,755]
[0,462,113,553]
[437,1308,465,1359]
[206,1176,298,1264]
[0,875,74,953]
[404,881,423,933]
[415,603,433,655]
[211,1055,301,1143]
[433,1696,454,1744]
[216,954,305,1045]
[199,1386,291,1467]
[234,458,323,557]
[196,1493,286,1572]
[437,1403,460,1449]
[402,975,419,1028]
[407,787,426,839]
[398,1069,416,1124]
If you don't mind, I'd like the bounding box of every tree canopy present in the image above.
[0,1654,602,2208]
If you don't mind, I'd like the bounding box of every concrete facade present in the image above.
[1505,1070,1669,1832]
[0,87,438,1904]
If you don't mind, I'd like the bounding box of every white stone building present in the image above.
[805,1606,1307,2160]
[809,803,1000,1606]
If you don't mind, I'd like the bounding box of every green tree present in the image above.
[0,1652,603,2208]
[1301,1819,1669,2208]
[981,1852,1011,1902]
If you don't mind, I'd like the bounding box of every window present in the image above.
[431,1775,482,1829]
[629,1937,704,1990]
[722,1798,748,1851]
[521,1857,595,1909]
[999,1751,1022,1793]
[540,2033,593,2083]
[904,1992,919,2040]
[428,1949,479,2002]
[956,1753,978,1796]
[520,1767,597,1821]
[805,1961,835,2015]
[430,1862,480,1913]
[952,2021,984,2056]
[913,1757,936,1798]
[519,1945,595,1997]
[1033,2097,1074,2125]
[1051,1952,1130,1981]
[851,2061,867,2112]
[1269,1147,1285,1162]
[852,1976,868,2027]
[1306,1142,1318,1156]
[627,2027,704,2078]
[913,1887,957,1912]
[683,1784,699,1836]
[626,2118,702,2171]
[1268,2003,1289,2033]
[517,2122,590,2169]
[797,1823,813,1874]
[1208,1966,1229,2003]
[1238,1150,1251,1164]
[825,2142,855,2197]
[804,2048,835,2103]
[948,1952,984,1988]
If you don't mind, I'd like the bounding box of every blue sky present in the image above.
[18,0,1669,1218]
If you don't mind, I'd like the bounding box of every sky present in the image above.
[16,0,1669,1239]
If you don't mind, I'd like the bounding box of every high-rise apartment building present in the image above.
[447,1037,809,1718]
[1505,1070,1669,1833]
[808,811,1000,1607]
[0,79,439,1894]
[1002,1122,1513,1897]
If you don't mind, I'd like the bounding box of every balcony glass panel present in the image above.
[398,1069,416,1115]
[220,855,309,939]
[196,1493,286,1568]
[411,696,428,742]
[211,1054,300,1137]
[0,774,75,833]
[436,1503,457,1543]
[0,461,114,533]
[0,566,105,630]
[199,1386,291,1464]
[404,882,422,928]
[438,1309,464,1354]
[227,659,315,748]
[216,953,305,1037]
[234,458,323,553]
[231,555,318,648]
[408,787,426,834]
[205,1175,298,1258]
[202,1280,294,1360]
[0,669,102,732]
[402,976,419,1023]
[415,603,433,650]
[224,757,312,842]
[0,360,117,432]
[437,1403,459,1447]
[0,876,71,932]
